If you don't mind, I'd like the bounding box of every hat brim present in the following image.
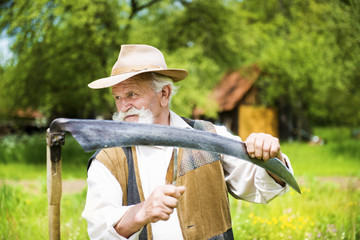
[88,68,188,89]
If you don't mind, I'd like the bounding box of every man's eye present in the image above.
[115,96,121,100]
[128,93,137,98]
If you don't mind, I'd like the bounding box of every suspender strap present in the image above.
[88,147,150,239]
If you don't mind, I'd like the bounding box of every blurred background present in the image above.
[0,0,359,239]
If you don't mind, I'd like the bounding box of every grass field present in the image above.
[0,127,359,239]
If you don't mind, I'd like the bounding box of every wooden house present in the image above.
[197,64,312,141]
[205,65,279,140]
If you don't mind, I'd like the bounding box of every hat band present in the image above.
[111,65,164,76]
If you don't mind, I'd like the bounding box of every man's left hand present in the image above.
[245,133,284,162]
[245,133,286,186]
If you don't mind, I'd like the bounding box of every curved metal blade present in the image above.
[50,118,301,194]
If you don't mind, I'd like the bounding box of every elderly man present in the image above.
[82,44,293,240]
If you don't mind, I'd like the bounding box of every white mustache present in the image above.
[113,107,154,124]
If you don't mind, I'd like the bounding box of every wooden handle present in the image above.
[47,129,63,240]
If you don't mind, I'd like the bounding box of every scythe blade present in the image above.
[49,118,301,194]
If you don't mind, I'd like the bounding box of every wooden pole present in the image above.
[47,129,64,240]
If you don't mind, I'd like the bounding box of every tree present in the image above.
[0,0,127,119]
[1,0,359,128]
[231,0,360,130]
[125,0,236,117]
[0,0,227,120]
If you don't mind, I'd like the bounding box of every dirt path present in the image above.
[1,176,359,194]
[0,179,87,194]
[296,176,360,190]
[308,176,360,190]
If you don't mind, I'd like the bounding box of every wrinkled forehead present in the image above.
[111,73,153,93]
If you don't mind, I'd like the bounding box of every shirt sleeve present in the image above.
[214,125,294,204]
[82,159,142,240]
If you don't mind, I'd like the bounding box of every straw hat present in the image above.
[88,44,188,89]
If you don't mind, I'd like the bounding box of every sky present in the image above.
[0,30,12,65]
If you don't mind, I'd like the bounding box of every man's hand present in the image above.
[114,185,185,238]
[138,185,186,223]
[245,133,286,186]
[245,133,283,162]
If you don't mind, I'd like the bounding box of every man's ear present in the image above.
[160,84,171,107]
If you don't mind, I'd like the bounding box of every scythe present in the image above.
[46,118,301,240]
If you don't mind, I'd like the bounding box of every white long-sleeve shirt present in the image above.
[82,111,293,240]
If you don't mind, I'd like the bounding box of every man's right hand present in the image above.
[114,185,185,238]
[138,185,186,223]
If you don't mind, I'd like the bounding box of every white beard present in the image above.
[112,107,154,124]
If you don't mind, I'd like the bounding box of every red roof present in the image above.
[16,108,44,119]
[211,65,260,111]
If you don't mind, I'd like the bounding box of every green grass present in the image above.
[0,162,88,180]
[0,127,359,239]
[281,127,360,177]
[231,178,360,239]
[282,142,360,177]
[0,184,88,240]
[229,126,360,239]
[1,176,358,240]
[0,133,93,180]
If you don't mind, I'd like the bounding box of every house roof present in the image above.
[211,65,260,111]
[16,108,44,119]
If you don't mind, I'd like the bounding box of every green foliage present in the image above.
[164,0,239,68]
[281,127,360,177]
[0,133,92,179]
[2,178,358,240]
[0,184,88,240]
[0,0,124,119]
[238,0,360,126]
[231,178,360,239]
[0,133,92,165]
[0,128,359,239]
[0,0,359,126]
[0,184,46,239]
[0,134,44,164]
[167,46,221,118]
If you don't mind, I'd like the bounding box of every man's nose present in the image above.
[117,100,132,112]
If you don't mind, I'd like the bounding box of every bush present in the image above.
[0,133,93,165]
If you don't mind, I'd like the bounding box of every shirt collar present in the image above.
[145,110,192,150]
[169,110,193,129]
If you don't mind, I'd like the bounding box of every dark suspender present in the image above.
[87,147,147,239]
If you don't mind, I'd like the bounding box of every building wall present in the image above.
[238,105,279,140]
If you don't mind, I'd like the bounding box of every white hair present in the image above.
[149,72,178,103]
